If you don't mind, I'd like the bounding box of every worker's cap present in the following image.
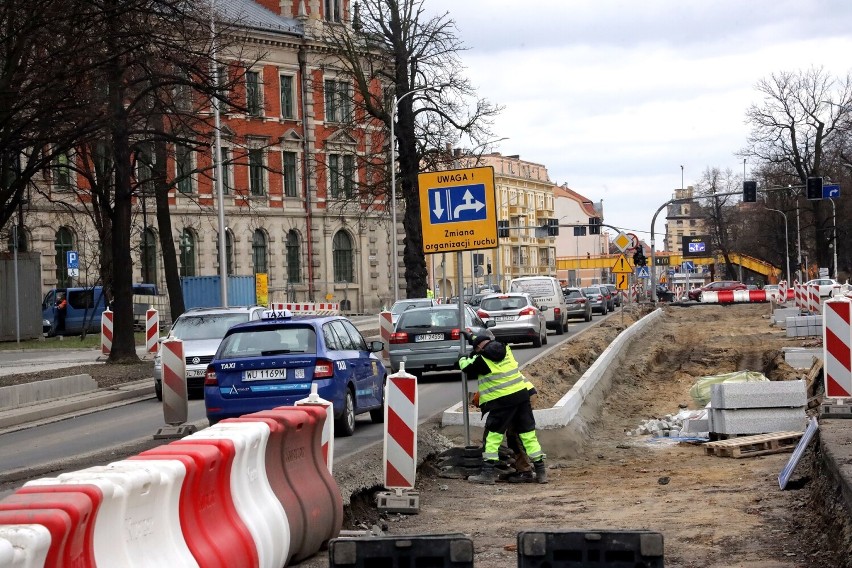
[471,334,490,349]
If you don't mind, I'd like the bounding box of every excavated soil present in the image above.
[303,303,846,568]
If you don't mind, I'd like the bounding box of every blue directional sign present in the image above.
[67,250,79,269]
[428,184,488,224]
[823,184,840,199]
[636,266,650,278]
[682,261,694,271]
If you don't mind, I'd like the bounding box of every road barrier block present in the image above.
[261,406,343,562]
[0,491,96,567]
[516,530,664,567]
[160,338,188,427]
[132,444,259,568]
[379,311,393,361]
[0,524,50,568]
[295,383,335,473]
[183,422,288,568]
[809,284,821,315]
[328,534,474,567]
[146,308,159,354]
[0,510,73,568]
[100,309,113,356]
[384,365,418,490]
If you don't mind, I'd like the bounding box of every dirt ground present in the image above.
[0,359,154,389]
[307,303,844,568]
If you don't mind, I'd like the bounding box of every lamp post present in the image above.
[764,205,791,284]
[390,86,431,303]
[210,0,228,306]
[830,198,838,280]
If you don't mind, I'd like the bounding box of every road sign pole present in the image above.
[457,251,470,447]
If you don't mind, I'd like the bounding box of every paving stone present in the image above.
[710,380,806,410]
[710,407,807,435]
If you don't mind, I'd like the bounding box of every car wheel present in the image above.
[532,329,542,348]
[335,389,356,437]
[155,379,162,401]
[370,380,386,423]
[585,310,592,322]
[562,317,569,332]
[543,327,548,345]
[555,320,564,335]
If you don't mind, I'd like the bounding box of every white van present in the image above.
[508,276,568,335]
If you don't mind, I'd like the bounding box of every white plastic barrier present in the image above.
[26,460,197,567]
[0,525,50,568]
[295,383,335,473]
[185,422,289,568]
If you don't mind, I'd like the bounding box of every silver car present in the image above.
[563,287,592,321]
[388,305,495,377]
[476,293,547,347]
[153,306,266,400]
[389,298,439,327]
[582,286,608,315]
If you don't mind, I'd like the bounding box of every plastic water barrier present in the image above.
[0,406,344,567]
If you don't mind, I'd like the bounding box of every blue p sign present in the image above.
[67,251,79,269]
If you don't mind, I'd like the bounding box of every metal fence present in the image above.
[0,252,43,341]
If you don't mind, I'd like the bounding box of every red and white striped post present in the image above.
[160,338,188,425]
[778,280,788,304]
[383,362,418,490]
[145,307,159,355]
[794,280,802,310]
[379,311,393,361]
[823,297,852,398]
[100,308,113,356]
[295,383,334,473]
[809,283,821,315]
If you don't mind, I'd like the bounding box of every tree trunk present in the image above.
[397,99,427,298]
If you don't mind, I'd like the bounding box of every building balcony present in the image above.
[535,207,554,218]
[508,204,524,216]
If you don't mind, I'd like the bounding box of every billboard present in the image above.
[681,235,711,257]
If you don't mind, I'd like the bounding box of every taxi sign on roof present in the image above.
[418,166,498,254]
[262,309,293,320]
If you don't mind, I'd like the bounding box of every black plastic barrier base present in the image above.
[328,533,474,567]
[517,530,664,567]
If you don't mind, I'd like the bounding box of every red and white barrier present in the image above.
[0,524,50,567]
[146,308,159,354]
[379,311,393,361]
[794,281,803,310]
[809,284,821,315]
[269,302,340,315]
[823,297,852,398]
[100,308,113,356]
[384,363,418,489]
[778,280,789,303]
[701,290,768,304]
[295,383,334,473]
[160,338,188,426]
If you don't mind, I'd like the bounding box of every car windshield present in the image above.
[218,327,317,358]
[582,287,601,295]
[170,313,250,340]
[480,296,528,311]
[398,309,459,329]
[391,300,432,315]
[564,290,584,299]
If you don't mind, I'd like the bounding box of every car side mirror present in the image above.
[539,305,549,312]
[369,340,384,353]
[485,320,496,328]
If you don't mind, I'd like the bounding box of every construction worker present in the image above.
[459,333,547,484]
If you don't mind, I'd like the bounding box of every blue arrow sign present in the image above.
[823,184,840,199]
[682,261,694,271]
[636,266,650,278]
[428,184,488,224]
[67,250,79,269]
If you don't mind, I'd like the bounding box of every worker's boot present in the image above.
[533,459,548,484]
[468,462,497,485]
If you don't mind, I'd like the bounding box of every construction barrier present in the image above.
[809,284,821,315]
[100,308,113,356]
[269,302,340,315]
[329,534,474,568]
[295,384,335,473]
[701,290,768,304]
[778,280,789,303]
[379,311,393,361]
[823,297,852,398]
[146,308,159,354]
[384,364,418,489]
[161,338,188,426]
[0,524,51,567]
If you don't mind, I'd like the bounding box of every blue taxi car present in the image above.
[203,309,387,436]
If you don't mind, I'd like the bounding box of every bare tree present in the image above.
[325,0,502,298]
[695,167,745,279]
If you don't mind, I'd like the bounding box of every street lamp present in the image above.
[389,86,431,302]
[764,205,791,284]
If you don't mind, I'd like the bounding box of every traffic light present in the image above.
[589,217,601,235]
[497,220,509,238]
[632,249,647,267]
[573,226,586,236]
[546,218,559,236]
[743,180,757,203]
[806,177,823,200]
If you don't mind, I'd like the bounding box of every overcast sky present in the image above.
[422,0,852,241]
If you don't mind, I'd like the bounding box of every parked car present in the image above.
[603,284,622,308]
[476,293,547,347]
[687,281,747,302]
[388,304,495,377]
[562,287,592,321]
[202,309,386,436]
[582,286,609,315]
[389,298,439,326]
[153,306,266,401]
[804,278,841,298]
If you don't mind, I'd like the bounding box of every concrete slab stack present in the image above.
[709,380,807,436]
[785,315,823,337]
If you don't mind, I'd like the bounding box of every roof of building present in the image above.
[216,0,302,35]
[553,184,598,217]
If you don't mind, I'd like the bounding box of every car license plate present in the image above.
[494,315,515,322]
[243,368,287,381]
[186,369,206,378]
[415,333,444,342]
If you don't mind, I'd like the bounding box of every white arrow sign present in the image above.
[432,190,445,220]
[453,189,485,218]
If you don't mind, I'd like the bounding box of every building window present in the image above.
[280,75,294,119]
[324,0,342,21]
[252,230,268,274]
[282,151,297,197]
[328,153,354,198]
[217,146,231,194]
[246,70,262,116]
[216,230,235,275]
[175,144,193,194]
[54,227,74,287]
[141,228,157,284]
[54,152,72,191]
[286,230,301,283]
[179,229,196,277]
[332,230,353,283]
[324,79,351,123]
[248,149,265,196]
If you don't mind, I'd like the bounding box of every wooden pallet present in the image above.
[703,431,803,458]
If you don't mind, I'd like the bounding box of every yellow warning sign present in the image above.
[612,254,633,274]
[616,273,629,290]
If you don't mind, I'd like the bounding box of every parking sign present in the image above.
[67,251,79,269]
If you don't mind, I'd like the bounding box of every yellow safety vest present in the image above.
[475,346,527,405]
